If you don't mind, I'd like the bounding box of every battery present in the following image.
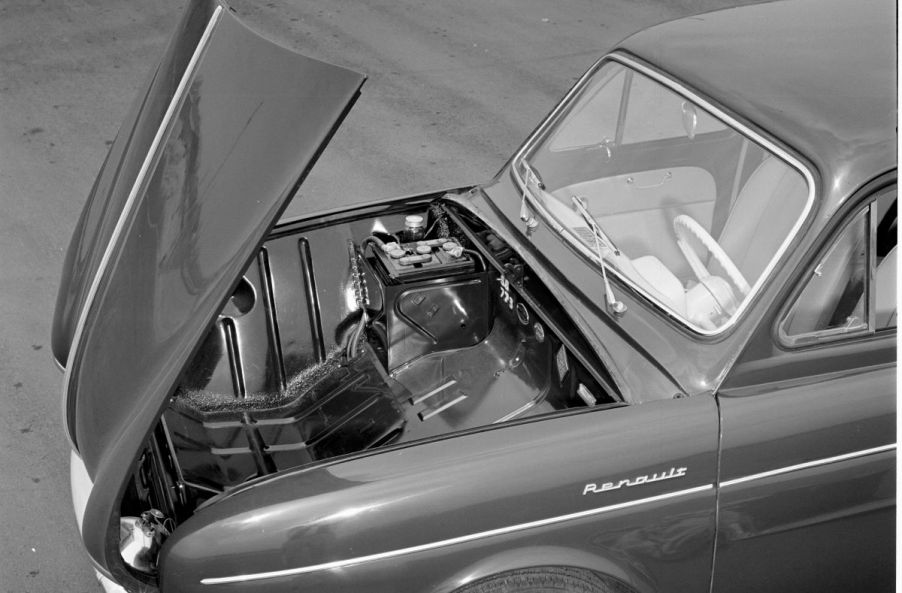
[370,238,475,283]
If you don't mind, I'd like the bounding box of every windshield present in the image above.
[514,57,812,333]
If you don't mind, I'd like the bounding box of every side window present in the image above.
[873,191,897,328]
[781,187,897,344]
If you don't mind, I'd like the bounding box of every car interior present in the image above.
[523,61,812,331]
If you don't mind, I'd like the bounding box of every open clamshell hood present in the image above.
[51,0,364,571]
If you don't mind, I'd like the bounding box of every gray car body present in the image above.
[54,0,895,591]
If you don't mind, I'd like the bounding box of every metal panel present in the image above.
[58,0,365,577]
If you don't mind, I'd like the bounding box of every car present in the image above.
[52,0,896,591]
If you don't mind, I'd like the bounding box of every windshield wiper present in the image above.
[571,196,620,256]
[570,195,627,317]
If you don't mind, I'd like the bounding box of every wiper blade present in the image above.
[570,195,626,317]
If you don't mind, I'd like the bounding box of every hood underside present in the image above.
[52,0,364,570]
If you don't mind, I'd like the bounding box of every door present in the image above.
[711,184,897,591]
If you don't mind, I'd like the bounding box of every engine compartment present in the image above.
[119,195,618,576]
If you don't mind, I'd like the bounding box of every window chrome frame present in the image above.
[777,183,897,348]
[511,52,816,337]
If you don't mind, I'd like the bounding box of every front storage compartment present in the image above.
[117,194,620,579]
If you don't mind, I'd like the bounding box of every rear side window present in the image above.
[781,187,897,344]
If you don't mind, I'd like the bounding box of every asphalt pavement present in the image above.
[1,0,762,590]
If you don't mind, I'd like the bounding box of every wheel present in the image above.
[454,567,632,593]
[673,214,750,297]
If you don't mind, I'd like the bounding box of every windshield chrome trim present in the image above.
[511,52,816,337]
[720,443,896,488]
[200,484,713,585]
[60,5,224,451]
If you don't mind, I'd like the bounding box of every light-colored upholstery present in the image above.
[713,158,808,286]
[875,245,897,328]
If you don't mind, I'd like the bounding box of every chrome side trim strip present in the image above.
[720,443,897,488]
[200,484,713,585]
[60,5,223,449]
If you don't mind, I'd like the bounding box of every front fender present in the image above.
[159,395,718,593]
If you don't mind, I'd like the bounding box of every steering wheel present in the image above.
[673,214,751,297]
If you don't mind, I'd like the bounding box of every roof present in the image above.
[618,0,897,212]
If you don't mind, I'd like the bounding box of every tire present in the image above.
[454,567,633,593]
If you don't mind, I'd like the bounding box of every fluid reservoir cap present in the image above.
[416,245,432,255]
[405,215,425,229]
[389,249,406,259]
